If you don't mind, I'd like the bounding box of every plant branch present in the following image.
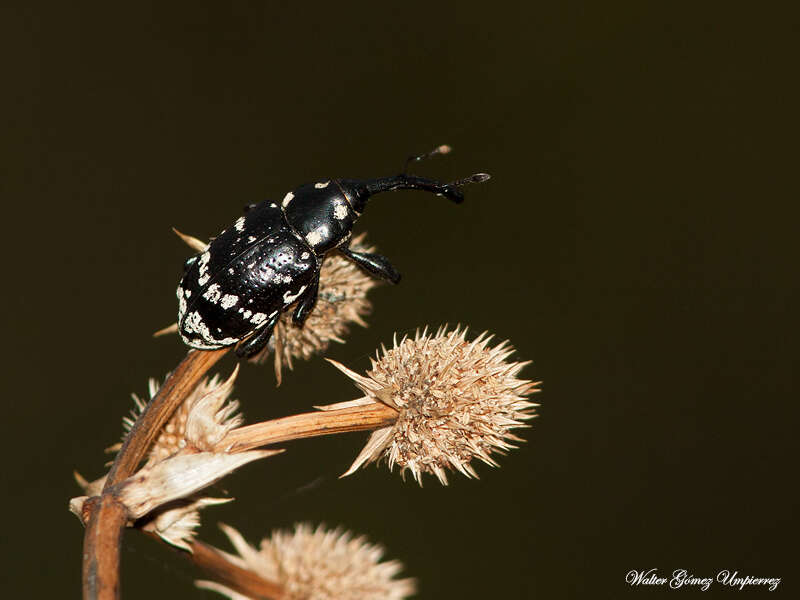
[190,540,284,600]
[105,349,229,486]
[81,496,128,600]
[82,350,397,599]
[82,348,229,600]
[217,402,398,453]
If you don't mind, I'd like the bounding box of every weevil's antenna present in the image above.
[448,172,491,187]
[403,144,452,175]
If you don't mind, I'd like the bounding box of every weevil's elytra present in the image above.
[177,146,490,358]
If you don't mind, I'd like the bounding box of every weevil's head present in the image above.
[280,151,490,255]
[281,179,359,254]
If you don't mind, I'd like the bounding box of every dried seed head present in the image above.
[248,234,381,383]
[72,367,281,525]
[197,523,415,600]
[333,326,540,485]
[124,366,244,465]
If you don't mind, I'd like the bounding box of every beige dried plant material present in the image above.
[142,496,233,551]
[124,366,244,465]
[196,523,415,600]
[117,449,279,520]
[172,227,209,253]
[330,326,541,485]
[73,471,107,497]
[71,366,278,528]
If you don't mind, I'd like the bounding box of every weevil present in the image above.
[177,146,489,358]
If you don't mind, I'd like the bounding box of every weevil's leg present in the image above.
[339,246,401,284]
[292,269,321,326]
[235,312,280,358]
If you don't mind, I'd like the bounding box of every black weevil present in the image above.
[177,146,489,358]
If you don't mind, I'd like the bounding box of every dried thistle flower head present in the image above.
[248,233,381,383]
[330,326,540,485]
[197,523,415,600]
[72,365,281,528]
[125,366,244,465]
[72,366,248,513]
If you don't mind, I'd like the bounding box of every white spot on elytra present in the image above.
[247,236,257,242]
[220,294,238,309]
[282,192,294,207]
[283,285,307,305]
[333,200,348,220]
[197,251,212,286]
[183,311,203,334]
[202,283,222,303]
[305,229,324,246]
[301,251,310,260]
[269,202,277,208]
[180,310,240,348]
[234,216,246,231]
[314,180,330,189]
[250,312,268,324]
[177,287,188,317]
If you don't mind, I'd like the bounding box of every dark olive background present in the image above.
[2,2,797,598]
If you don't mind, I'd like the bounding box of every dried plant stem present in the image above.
[135,531,284,599]
[83,348,229,600]
[217,403,398,453]
[190,540,284,600]
[105,349,229,485]
[81,496,128,600]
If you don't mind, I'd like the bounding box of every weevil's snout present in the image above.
[338,145,490,212]
[340,171,490,214]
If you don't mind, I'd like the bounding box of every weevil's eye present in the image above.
[335,179,369,214]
